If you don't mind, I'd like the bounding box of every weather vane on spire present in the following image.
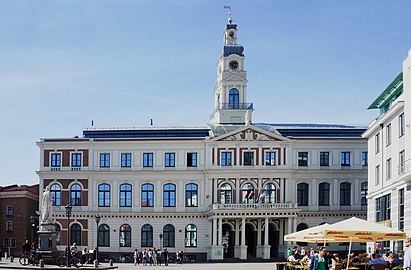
[224,5,233,24]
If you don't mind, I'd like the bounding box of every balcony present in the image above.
[210,103,253,116]
[210,202,298,210]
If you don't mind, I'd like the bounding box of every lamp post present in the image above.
[29,216,36,245]
[65,204,72,267]
[159,233,163,251]
[95,214,101,263]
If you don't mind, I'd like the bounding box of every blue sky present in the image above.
[1,0,410,186]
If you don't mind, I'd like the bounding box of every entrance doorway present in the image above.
[222,224,234,258]
[245,224,256,258]
[269,223,279,258]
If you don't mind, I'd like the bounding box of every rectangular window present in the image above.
[375,133,380,153]
[399,188,404,231]
[187,153,197,167]
[6,221,13,232]
[71,153,82,167]
[99,153,110,168]
[399,113,405,137]
[3,239,9,248]
[341,152,351,166]
[143,153,154,167]
[320,152,329,166]
[221,152,232,166]
[51,153,61,167]
[375,165,380,185]
[362,152,368,166]
[376,194,391,222]
[298,152,308,166]
[386,124,392,146]
[386,158,392,180]
[265,151,276,166]
[399,150,405,174]
[165,153,175,167]
[243,152,254,166]
[121,153,132,167]
[10,238,16,248]
[6,206,13,216]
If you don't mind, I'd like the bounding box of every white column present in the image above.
[257,219,262,245]
[213,178,218,204]
[212,218,217,246]
[241,218,246,245]
[264,217,269,245]
[218,218,223,246]
[236,178,240,203]
[235,219,240,246]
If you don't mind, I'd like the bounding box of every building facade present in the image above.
[37,18,368,262]
[0,184,39,257]
[363,50,411,254]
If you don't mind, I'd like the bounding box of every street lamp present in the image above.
[65,204,72,267]
[95,214,101,263]
[159,233,163,251]
[29,216,36,244]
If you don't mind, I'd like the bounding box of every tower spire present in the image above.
[224,5,233,24]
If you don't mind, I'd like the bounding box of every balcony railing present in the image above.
[210,102,254,116]
[210,202,298,211]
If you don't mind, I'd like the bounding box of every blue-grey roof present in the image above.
[83,126,211,139]
[255,123,367,138]
[223,45,244,57]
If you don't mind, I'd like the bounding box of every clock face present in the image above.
[229,60,239,70]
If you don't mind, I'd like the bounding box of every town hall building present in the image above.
[37,16,368,262]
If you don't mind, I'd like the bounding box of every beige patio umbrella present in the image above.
[309,217,406,270]
[284,223,332,243]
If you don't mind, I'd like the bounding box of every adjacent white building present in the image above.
[37,17,368,262]
[363,49,411,254]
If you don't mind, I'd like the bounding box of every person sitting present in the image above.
[288,252,300,264]
[370,254,386,270]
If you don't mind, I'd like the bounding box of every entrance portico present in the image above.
[207,202,300,261]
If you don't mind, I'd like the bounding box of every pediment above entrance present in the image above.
[211,124,290,142]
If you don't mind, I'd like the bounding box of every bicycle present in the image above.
[19,253,39,266]
[56,254,83,268]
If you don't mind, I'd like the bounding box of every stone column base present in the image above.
[262,244,271,259]
[234,245,248,260]
[207,246,224,261]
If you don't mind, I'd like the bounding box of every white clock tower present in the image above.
[209,15,254,126]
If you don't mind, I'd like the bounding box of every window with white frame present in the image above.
[51,153,61,167]
[399,113,405,137]
[375,133,380,153]
[265,151,276,166]
[243,151,254,166]
[399,150,405,174]
[71,153,82,167]
[386,158,392,180]
[386,124,391,146]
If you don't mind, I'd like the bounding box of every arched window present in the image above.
[340,182,351,206]
[98,184,110,207]
[361,182,368,205]
[141,224,153,247]
[50,184,61,206]
[318,182,330,206]
[296,223,308,246]
[70,184,82,206]
[163,184,176,207]
[220,183,232,204]
[141,184,154,207]
[119,184,132,207]
[242,183,255,203]
[55,224,61,244]
[185,184,198,207]
[98,224,110,247]
[229,88,239,109]
[163,224,175,247]
[120,224,131,247]
[70,223,81,245]
[185,224,197,247]
[297,183,309,206]
[264,183,277,203]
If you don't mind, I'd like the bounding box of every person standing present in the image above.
[163,248,168,266]
[309,247,330,270]
[404,237,411,270]
[22,240,31,256]
[134,249,138,266]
